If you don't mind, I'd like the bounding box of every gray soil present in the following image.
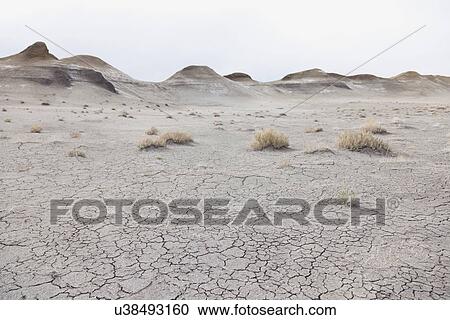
[0,43,449,299]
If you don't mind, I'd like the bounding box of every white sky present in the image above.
[1,0,449,82]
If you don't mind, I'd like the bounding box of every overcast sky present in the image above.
[1,0,449,82]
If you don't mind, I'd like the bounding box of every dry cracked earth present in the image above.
[0,94,449,300]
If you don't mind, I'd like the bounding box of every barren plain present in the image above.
[0,43,449,299]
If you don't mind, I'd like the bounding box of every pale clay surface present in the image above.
[0,44,449,299]
[1,93,449,300]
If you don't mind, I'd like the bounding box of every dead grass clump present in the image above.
[251,128,289,151]
[138,137,167,150]
[160,131,193,145]
[30,124,42,133]
[145,127,159,135]
[337,131,391,155]
[68,148,86,158]
[278,159,293,169]
[361,119,388,134]
[336,189,356,206]
[305,127,323,133]
[70,131,81,139]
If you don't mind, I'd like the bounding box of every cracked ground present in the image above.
[0,95,449,299]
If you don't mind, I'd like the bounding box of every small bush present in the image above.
[336,189,356,206]
[337,131,391,155]
[4,118,11,123]
[70,131,81,139]
[138,137,167,150]
[160,131,193,145]
[68,148,86,158]
[30,124,42,133]
[251,128,289,150]
[278,159,293,169]
[145,127,159,135]
[305,127,323,133]
[361,119,388,134]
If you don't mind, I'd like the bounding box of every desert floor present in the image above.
[0,93,449,299]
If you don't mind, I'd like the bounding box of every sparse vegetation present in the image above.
[70,131,81,139]
[336,189,356,206]
[138,130,193,150]
[278,159,293,169]
[337,131,392,155]
[160,131,193,145]
[68,148,86,158]
[361,119,388,134]
[145,127,159,135]
[138,137,167,150]
[305,127,323,133]
[251,128,289,151]
[30,124,42,133]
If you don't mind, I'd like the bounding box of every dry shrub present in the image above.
[361,119,388,134]
[138,137,167,150]
[160,131,193,145]
[70,131,81,139]
[68,148,86,158]
[337,131,391,155]
[305,127,323,133]
[251,128,289,151]
[30,124,42,133]
[336,189,356,206]
[145,127,159,135]
[4,118,11,123]
[278,159,293,169]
